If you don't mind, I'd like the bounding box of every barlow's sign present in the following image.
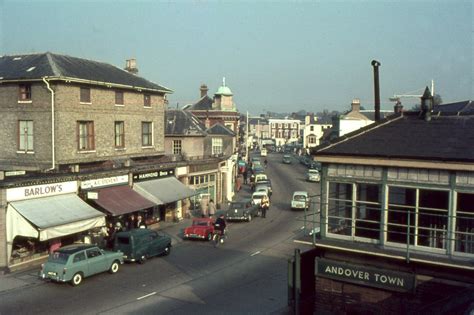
[133,169,175,182]
[315,258,416,293]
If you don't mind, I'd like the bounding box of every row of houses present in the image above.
[0,52,241,271]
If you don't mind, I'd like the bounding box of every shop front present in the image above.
[80,174,158,228]
[133,169,197,222]
[5,181,106,269]
[188,172,217,216]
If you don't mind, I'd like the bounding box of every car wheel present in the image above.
[138,255,147,264]
[70,272,83,286]
[163,244,171,256]
[109,261,120,273]
[207,233,213,241]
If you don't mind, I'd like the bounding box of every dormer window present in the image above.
[18,84,31,102]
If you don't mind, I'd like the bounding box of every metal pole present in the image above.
[371,60,381,122]
[294,248,301,315]
[246,111,249,163]
[406,212,411,263]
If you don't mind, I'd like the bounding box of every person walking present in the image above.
[261,194,270,218]
[243,170,248,185]
[136,215,146,228]
[126,215,136,230]
[208,199,216,217]
[200,197,208,218]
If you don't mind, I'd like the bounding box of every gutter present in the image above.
[42,77,55,171]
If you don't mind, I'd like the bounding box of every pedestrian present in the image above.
[126,214,136,230]
[261,194,270,218]
[208,199,216,217]
[200,198,208,218]
[106,222,116,248]
[136,215,146,229]
[243,170,248,184]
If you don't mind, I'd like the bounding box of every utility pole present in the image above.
[245,111,249,163]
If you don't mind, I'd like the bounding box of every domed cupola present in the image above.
[215,77,233,96]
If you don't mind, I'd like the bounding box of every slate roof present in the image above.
[316,112,474,163]
[206,123,236,136]
[165,110,207,136]
[0,52,172,93]
[433,100,473,115]
[188,95,214,110]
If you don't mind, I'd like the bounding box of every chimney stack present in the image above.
[371,60,381,121]
[200,84,208,98]
[125,58,138,74]
[394,101,403,114]
[421,86,433,121]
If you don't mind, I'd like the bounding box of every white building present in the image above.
[269,118,301,146]
[303,114,332,149]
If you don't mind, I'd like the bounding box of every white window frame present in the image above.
[18,120,34,153]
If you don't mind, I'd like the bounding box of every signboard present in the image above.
[6,181,78,202]
[175,166,187,177]
[87,191,99,200]
[133,169,174,182]
[5,170,26,177]
[81,175,128,189]
[315,258,416,293]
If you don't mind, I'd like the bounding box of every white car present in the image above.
[252,191,269,207]
[307,169,320,182]
[291,191,309,211]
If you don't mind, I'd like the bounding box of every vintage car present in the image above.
[307,169,321,182]
[252,191,270,208]
[291,191,310,211]
[255,179,273,197]
[39,244,123,286]
[225,199,260,222]
[183,217,215,241]
[114,229,171,263]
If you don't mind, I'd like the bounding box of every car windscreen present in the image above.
[294,195,306,201]
[230,203,244,209]
[193,221,209,226]
[309,170,318,174]
[49,252,70,264]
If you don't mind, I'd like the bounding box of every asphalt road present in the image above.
[0,153,319,315]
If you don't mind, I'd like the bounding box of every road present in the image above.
[0,153,320,315]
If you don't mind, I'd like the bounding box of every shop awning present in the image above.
[133,177,197,205]
[92,185,156,216]
[7,193,106,242]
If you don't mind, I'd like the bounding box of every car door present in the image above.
[153,232,169,255]
[71,251,89,277]
[86,248,108,275]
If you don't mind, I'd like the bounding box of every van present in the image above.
[114,229,171,264]
[291,191,309,211]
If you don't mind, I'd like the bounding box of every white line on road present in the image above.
[137,292,157,300]
[250,251,261,256]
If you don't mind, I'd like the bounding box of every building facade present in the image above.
[302,114,331,149]
[268,118,301,146]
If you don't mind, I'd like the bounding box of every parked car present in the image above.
[260,148,267,157]
[255,183,271,198]
[291,191,310,211]
[252,191,270,208]
[255,180,272,197]
[307,169,321,182]
[183,217,215,241]
[114,229,171,264]
[282,155,292,164]
[39,244,123,286]
[225,199,260,222]
[309,161,322,170]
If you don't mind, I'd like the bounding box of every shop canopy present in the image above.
[7,193,106,242]
[133,177,197,205]
[92,185,156,216]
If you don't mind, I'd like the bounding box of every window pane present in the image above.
[18,120,34,151]
[455,193,474,254]
[418,189,448,249]
[327,182,353,236]
[144,94,151,107]
[387,187,416,245]
[355,184,381,239]
[142,122,152,146]
[78,121,94,150]
[80,87,91,103]
[115,91,124,105]
[115,121,124,147]
[19,84,31,100]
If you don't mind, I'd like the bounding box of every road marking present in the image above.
[137,292,157,300]
[251,251,261,256]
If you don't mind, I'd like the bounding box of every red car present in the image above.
[183,218,215,241]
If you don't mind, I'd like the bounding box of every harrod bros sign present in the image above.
[315,258,416,293]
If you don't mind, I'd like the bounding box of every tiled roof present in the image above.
[316,112,474,163]
[0,52,172,93]
[206,123,236,136]
[188,95,214,110]
[165,110,207,136]
[434,100,473,115]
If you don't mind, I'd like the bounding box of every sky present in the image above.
[1,0,472,115]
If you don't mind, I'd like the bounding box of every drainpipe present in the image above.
[42,77,55,171]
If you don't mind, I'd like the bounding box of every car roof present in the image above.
[252,191,267,196]
[116,228,155,237]
[308,169,319,172]
[293,191,308,196]
[231,198,251,204]
[56,244,97,254]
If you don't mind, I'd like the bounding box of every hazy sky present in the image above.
[1,0,472,115]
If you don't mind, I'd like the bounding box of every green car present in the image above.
[282,155,292,164]
[114,229,171,264]
[39,244,124,286]
[225,199,260,222]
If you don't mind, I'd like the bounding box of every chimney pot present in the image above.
[200,84,208,98]
[125,58,138,74]
[351,99,361,112]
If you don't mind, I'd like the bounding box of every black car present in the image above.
[225,199,260,222]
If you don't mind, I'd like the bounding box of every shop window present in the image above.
[77,121,95,151]
[210,174,215,182]
[455,192,474,254]
[142,122,153,146]
[18,120,34,152]
[173,139,182,155]
[114,121,125,148]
